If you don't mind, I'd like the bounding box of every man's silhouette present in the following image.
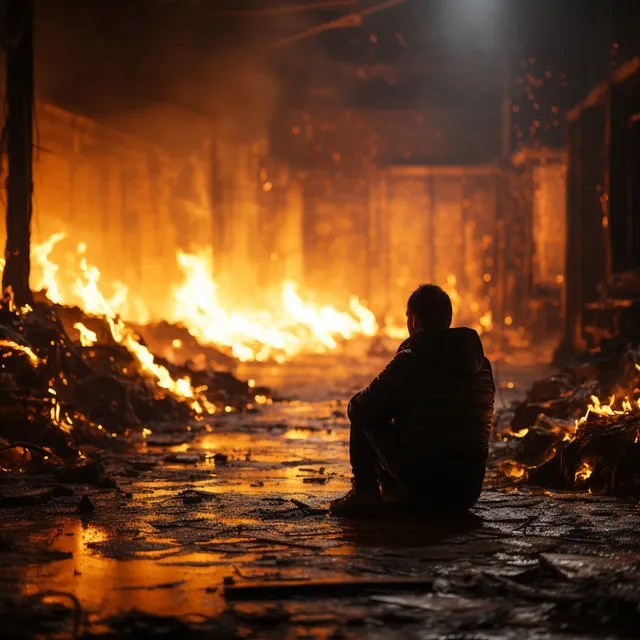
[330,284,495,516]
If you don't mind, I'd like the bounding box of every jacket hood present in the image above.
[399,327,486,374]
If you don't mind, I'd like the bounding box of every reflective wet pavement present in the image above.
[2,352,640,638]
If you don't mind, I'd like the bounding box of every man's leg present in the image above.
[330,421,401,516]
[349,420,382,490]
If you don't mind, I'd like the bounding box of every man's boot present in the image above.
[378,470,405,504]
[329,483,384,517]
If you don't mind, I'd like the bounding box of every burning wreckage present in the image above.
[0,234,395,487]
[4,231,640,506]
[495,334,640,497]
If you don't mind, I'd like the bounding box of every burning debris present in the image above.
[30,234,394,365]
[0,257,268,479]
[0,232,405,481]
[495,336,640,497]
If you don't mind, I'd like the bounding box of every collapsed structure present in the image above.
[497,59,640,496]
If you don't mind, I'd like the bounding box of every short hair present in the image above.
[407,283,452,331]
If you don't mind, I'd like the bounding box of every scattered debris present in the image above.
[77,495,95,514]
[179,489,218,505]
[213,453,228,465]
[495,338,640,496]
[223,577,435,601]
[0,296,269,483]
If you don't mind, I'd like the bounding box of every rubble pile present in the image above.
[495,335,640,496]
[0,296,267,478]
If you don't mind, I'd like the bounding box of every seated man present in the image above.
[330,284,495,516]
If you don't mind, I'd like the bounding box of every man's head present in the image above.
[406,284,452,335]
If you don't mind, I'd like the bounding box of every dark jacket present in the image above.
[348,328,495,466]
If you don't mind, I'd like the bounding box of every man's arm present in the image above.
[348,350,413,427]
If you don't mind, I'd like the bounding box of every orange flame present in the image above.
[0,339,42,366]
[74,322,97,347]
[72,251,215,415]
[27,234,418,362]
[574,461,593,483]
[32,232,66,303]
[170,248,381,362]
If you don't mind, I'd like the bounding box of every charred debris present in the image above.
[495,309,640,497]
[494,58,640,498]
[0,293,269,487]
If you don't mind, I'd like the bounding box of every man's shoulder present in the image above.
[385,346,415,372]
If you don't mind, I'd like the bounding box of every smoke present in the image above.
[34,0,316,144]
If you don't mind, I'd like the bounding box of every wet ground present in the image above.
[3,348,640,639]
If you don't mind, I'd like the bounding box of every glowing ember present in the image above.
[574,461,593,483]
[500,459,527,479]
[478,310,493,332]
[0,339,43,366]
[32,232,66,303]
[575,393,640,429]
[74,322,97,347]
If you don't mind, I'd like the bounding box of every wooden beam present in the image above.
[213,1,360,16]
[271,0,411,49]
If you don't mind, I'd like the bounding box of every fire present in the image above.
[574,461,593,483]
[71,250,215,415]
[383,318,407,340]
[500,459,527,479]
[575,394,640,428]
[0,339,42,366]
[32,232,65,303]
[170,248,381,362]
[445,274,462,319]
[27,234,463,364]
[74,322,97,347]
[349,296,378,335]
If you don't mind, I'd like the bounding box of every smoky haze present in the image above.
[34,0,322,145]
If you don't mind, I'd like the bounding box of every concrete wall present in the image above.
[21,103,212,319]
[371,166,497,326]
